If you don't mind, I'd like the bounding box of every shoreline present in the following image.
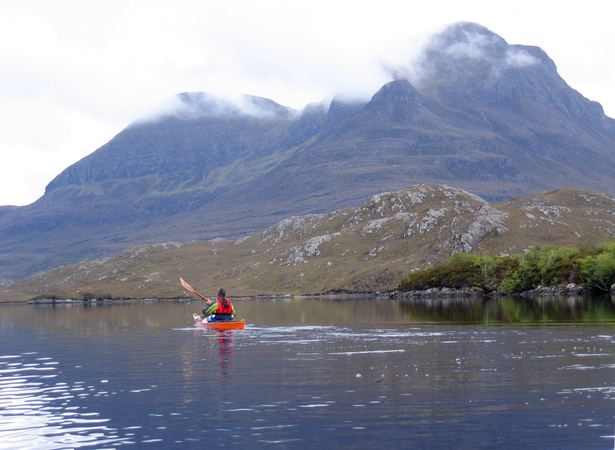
[390,283,595,300]
[0,291,388,305]
[0,284,611,305]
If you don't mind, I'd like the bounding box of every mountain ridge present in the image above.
[1,22,615,280]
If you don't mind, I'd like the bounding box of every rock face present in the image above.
[4,184,615,300]
[1,22,615,279]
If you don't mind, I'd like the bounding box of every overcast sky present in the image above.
[1,0,614,206]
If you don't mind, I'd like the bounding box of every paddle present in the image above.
[180,277,210,302]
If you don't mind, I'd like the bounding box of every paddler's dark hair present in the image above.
[218,287,229,307]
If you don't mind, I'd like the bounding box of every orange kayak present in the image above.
[193,314,245,330]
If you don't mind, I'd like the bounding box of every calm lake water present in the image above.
[2,296,615,449]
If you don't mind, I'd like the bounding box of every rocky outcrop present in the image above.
[518,284,585,297]
[4,183,615,301]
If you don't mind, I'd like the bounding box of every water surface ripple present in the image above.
[1,297,615,449]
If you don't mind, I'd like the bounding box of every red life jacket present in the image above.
[215,296,233,315]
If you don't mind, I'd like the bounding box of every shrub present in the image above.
[399,258,482,290]
[601,241,615,256]
[542,257,580,286]
[398,240,615,293]
[514,246,579,289]
[498,271,523,293]
[579,251,615,292]
[400,253,517,291]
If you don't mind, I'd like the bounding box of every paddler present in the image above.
[202,288,235,322]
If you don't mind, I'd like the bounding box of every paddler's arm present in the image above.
[203,301,218,317]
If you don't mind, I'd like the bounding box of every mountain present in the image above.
[3,183,614,301]
[1,22,615,280]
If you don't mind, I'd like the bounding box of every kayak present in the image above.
[196,319,245,331]
[193,313,245,330]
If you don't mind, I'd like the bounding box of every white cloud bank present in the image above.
[0,0,614,205]
[390,22,543,86]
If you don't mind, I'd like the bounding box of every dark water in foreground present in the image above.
[2,296,615,449]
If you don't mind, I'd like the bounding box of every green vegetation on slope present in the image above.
[399,241,615,293]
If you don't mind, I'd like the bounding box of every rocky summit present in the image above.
[1,22,615,280]
[3,184,614,301]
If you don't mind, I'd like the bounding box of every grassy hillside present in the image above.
[2,184,614,301]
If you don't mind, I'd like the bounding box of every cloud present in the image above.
[390,23,541,87]
[1,1,614,206]
[134,92,301,126]
[505,49,539,68]
[441,30,501,60]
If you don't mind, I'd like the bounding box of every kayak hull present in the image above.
[194,318,245,331]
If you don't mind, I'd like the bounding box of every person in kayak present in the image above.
[201,288,235,322]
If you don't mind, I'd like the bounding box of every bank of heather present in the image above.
[399,241,615,295]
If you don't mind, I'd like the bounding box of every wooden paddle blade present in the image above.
[179,277,209,301]
[180,276,195,293]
